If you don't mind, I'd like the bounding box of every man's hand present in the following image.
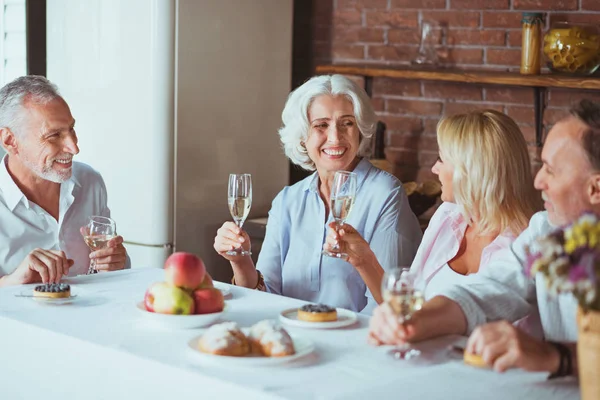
[466,320,560,373]
[89,235,128,272]
[4,249,73,285]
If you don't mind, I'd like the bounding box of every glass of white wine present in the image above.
[227,173,252,256]
[322,170,357,259]
[81,216,117,274]
[381,267,425,360]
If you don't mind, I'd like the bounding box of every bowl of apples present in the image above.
[137,252,227,329]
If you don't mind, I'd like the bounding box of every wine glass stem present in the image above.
[88,258,96,275]
[332,220,342,251]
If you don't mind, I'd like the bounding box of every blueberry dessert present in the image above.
[33,283,71,299]
[297,303,338,322]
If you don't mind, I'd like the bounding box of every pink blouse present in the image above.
[411,202,515,289]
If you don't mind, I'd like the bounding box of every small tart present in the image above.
[297,304,337,322]
[464,352,488,368]
[33,283,71,299]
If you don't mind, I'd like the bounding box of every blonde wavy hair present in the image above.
[437,109,541,236]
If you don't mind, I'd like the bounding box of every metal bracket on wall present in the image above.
[364,76,373,98]
[534,86,547,147]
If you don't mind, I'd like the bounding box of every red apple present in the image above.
[144,282,195,315]
[197,272,214,289]
[164,252,206,290]
[192,287,224,314]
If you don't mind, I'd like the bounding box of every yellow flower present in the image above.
[565,238,578,254]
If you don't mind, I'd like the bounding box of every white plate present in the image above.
[213,282,232,299]
[18,286,80,305]
[187,333,315,367]
[135,302,227,330]
[279,307,358,329]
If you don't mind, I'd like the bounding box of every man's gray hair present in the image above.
[0,75,62,136]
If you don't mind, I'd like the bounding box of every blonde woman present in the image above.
[325,110,541,305]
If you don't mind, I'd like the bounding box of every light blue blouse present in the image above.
[257,158,423,314]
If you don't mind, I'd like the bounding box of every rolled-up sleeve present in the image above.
[439,214,546,333]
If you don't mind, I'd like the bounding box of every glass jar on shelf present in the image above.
[543,22,600,75]
[521,12,543,75]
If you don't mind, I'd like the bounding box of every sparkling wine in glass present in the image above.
[227,173,252,256]
[82,216,117,274]
[381,267,425,360]
[322,171,357,259]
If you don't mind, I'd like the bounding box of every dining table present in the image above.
[0,268,580,400]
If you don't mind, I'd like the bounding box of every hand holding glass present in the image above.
[227,173,252,256]
[81,216,117,274]
[322,171,357,259]
[381,267,425,360]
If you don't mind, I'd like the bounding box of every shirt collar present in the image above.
[0,155,80,212]
[303,158,373,193]
[0,155,26,211]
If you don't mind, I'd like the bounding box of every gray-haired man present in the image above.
[0,76,129,287]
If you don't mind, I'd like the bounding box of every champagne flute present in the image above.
[381,267,425,360]
[227,173,252,256]
[322,171,357,259]
[81,216,117,274]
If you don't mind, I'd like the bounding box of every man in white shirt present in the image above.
[0,76,128,287]
[369,99,600,378]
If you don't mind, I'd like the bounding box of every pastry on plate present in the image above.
[33,283,71,299]
[464,351,488,368]
[198,322,250,357]
[297,304,337,322]
[248,320,295,357]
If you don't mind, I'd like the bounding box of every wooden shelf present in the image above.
[315,64,600,91]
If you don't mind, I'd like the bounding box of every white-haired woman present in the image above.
[214,74,422,313]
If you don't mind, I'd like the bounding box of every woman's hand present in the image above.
[368,302,420,346]
[213,222,251,261]
[323,222,375,268]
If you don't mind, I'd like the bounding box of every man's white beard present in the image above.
[20,153,72,183]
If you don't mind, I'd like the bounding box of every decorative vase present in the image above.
[577,307,600,400]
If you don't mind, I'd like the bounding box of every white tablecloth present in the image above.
[0,269,580,400]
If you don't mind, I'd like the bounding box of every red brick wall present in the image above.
[308,0,600,182]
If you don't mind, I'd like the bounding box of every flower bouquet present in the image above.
[525,212,600,400]
[525,213,600,311]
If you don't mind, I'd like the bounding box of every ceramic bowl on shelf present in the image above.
[543,22,600,76]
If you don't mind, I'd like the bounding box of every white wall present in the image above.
[0,0,26,159]
[1,0,26,84]
[175,0,291,281]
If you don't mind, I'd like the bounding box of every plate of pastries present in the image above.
[279,303,357,329]
[187,320,315,366]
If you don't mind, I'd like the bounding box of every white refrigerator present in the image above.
[46,0,291,281]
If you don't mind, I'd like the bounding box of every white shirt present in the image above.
[440,211,578,341]
[0,156,114,277]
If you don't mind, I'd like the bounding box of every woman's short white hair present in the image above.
[278,74,377,171]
